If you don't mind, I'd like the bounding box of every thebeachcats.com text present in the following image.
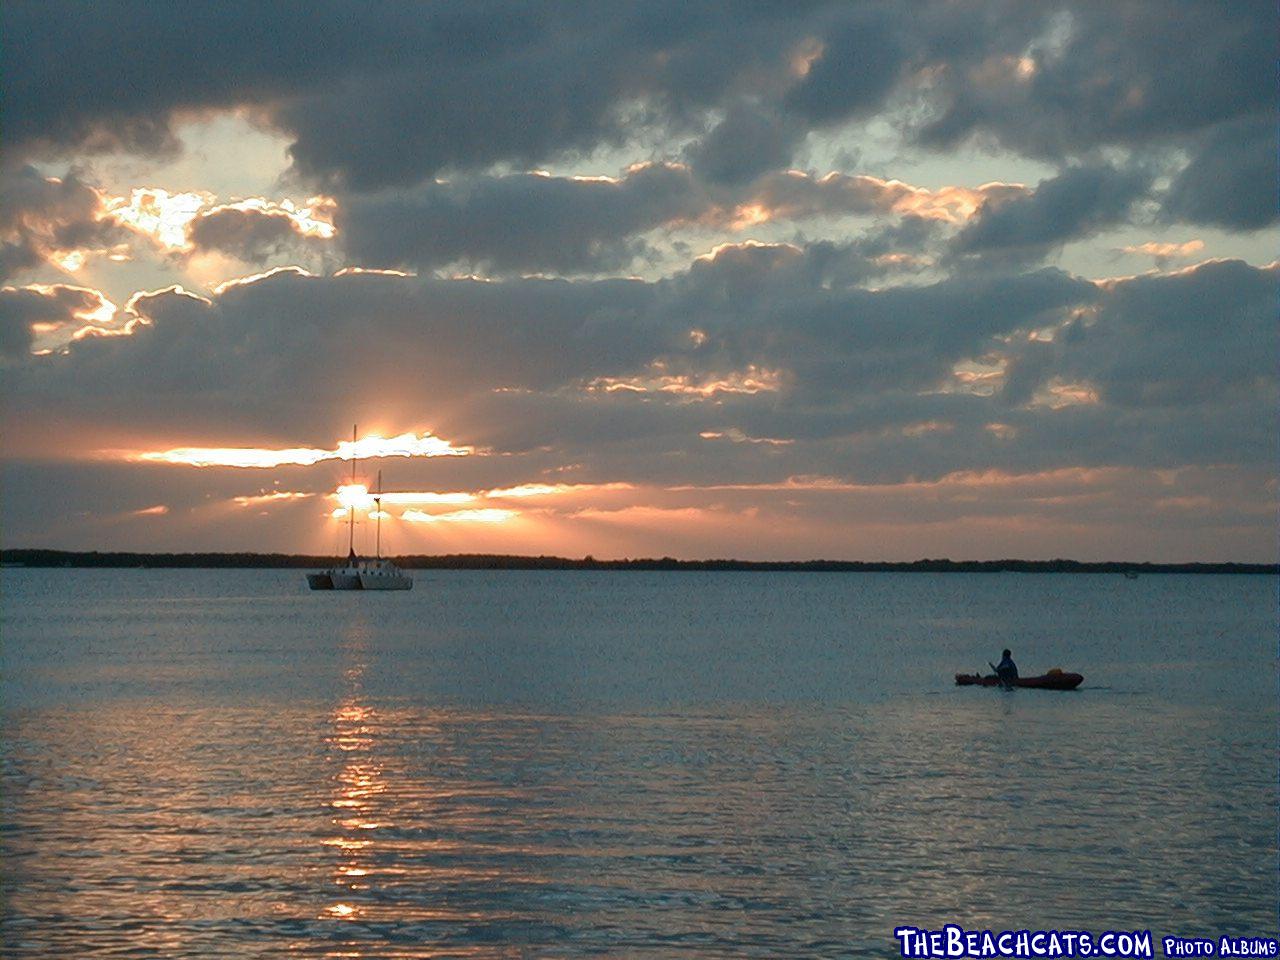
[894,926,1152,959]
[893,926,1279,959]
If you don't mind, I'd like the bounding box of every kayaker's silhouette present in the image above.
[991,649,1018,689]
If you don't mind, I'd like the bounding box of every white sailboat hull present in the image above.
[307,559,412,590]
[329,570,364,589]
[357,558,411,590]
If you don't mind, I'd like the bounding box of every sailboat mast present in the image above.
[375,469,382,559]
[348,424,357,557]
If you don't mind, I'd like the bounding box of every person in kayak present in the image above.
[993,649,1018,688]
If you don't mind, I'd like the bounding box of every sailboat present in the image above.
[357,470,413,590]
[306,427,413,591]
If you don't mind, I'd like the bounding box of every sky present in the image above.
[1,1,1276,561]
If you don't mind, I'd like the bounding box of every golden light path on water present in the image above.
[318,618,555,943]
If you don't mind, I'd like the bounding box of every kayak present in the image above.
[955,670,1083,690]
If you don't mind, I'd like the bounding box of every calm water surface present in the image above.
[2,570,1276,957]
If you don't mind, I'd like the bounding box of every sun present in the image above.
[335,484,371,512]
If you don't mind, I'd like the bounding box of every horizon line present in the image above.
[2,549,1275,574]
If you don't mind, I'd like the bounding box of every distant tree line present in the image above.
[1,549,1275,574]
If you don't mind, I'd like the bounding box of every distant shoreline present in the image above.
[1,549,1275,574]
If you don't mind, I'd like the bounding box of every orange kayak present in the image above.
[955,671,1083,690]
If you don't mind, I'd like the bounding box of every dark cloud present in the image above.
[1061,259,1279,410]
[0,165,128,281]
[0,3,820,189]
[917,2,1272,158]
[783,8,910,124]
[3,249,1275,558]
[268,3,816,191]
[0,294,43,357]
[1,1,387,160]
[951,164,1151,262]
[5,1,1270,208]
[0,283,111,359]
[747,170,1025,223]
[1162,117,1279,231]
[9,249,1272,485]
[186,204,330,261]
[912,2,1271,238]
[335,166,989,277]
[799,219,939,288]
[684,102,805,187]
[338,163,710,274]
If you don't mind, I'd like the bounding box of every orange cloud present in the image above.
[106,187,212,250]
[231,491,315,506]
[328,481,631,514]
[5,282,123,350]
[400,508,517,524]
[198,196,336,240]
[106,188,337,252]
[736,171,1028,226]
[1029,379,1100,409]
[484,481,634,499]
[587,362,784,398]
[133,431,474,468]
[900,420,955,437]
[1118,240,1204,264]
[379,491,476,505]
[699,429,793,446]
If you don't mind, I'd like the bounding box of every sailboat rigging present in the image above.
[306,425,413,591]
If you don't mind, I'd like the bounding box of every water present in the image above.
[2,570,1276,956]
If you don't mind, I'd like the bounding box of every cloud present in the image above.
[400,507,516,524]
[782,10,910,125]
[0,282,119,358]
[1,3,1273,560]
[586,361,784,399]
[97,189,337,265]
[0,5,860,183]
[951,164,1151,263]
[231,490,314,507]
[1162,116,1279,231]
[0,166,131,281]
[268,5,818,191]
[916,2,1271,158]
[700,428,794,446]
[134,431,472,468]
[104,187,213,251]
[685,102,806,186]
[337,166,1008,278]
[47,243,1085,433]
[744,171,1025,225]
[1117,240,1204,268]
[338,163,709,274]
[10,247,1272,505]
[184,198,336,261]
[5,2,1271,209]
[974,260,1278,477]
[1072,259,1278,409]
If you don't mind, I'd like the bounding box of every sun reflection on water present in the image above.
[322,621,380,923]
